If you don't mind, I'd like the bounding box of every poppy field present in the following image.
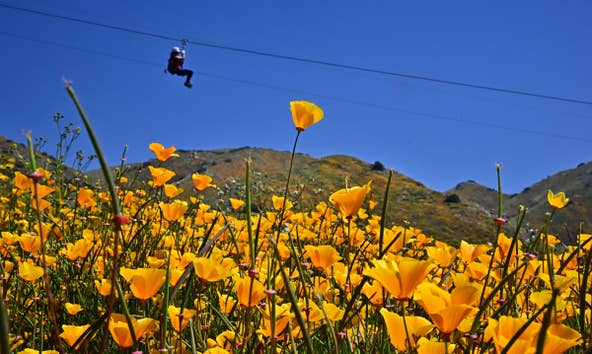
[0,86,590,353]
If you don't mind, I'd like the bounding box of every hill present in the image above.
[6,132,589,243]
[448,162,592,241]
[88,146,495,244]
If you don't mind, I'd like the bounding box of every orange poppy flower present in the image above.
[272,195,293,210]
[380,308,433,351]
[18,234,41,254]
[416,337,456,354]
[32,183,54,199]
[427,242,458,268]
[77,187,97,208]
[229,198,244,210]
[148,166,176,187]
[95,279,112,296]
[459,240,490,264]
[290,100,324,131]
[235,277,267,308]
[164,183,184,198]
[414,282,478,335]
[192,173,215,191]
[303,245,342,269]
[193,256,234,283]
[18,260,44,282]
[168,305,197,332]
[257,302,292,338]
[120,267,166,301]
[547,190,569,209]
[65,302,83,315]
[484,316,540,354]
[329,181,371,219]
[15,349,59,354]
[159,200,188,222]
[149,142,180,162]
[363,256,432,300]
[544,323,583,354]
[60,324,90,348]
[219,292,238,314]
[108,313,159,348]
[14,171,33,192]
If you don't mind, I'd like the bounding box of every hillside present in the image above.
[85,147,495,244]
[448,162,592,240]
[6,131,589,243]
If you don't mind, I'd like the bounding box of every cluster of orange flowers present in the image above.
[0,100,588,353]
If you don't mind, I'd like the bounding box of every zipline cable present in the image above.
[1,2,591,106]
[2,30,591,145]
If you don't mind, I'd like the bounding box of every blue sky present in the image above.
[1,1,591,194]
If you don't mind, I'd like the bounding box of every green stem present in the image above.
[65,85,120,217]
[378,170,393,256]
[0,294,10,354]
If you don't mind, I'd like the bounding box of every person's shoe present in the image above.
[184,81,193,88]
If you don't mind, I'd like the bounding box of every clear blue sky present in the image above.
[1,1,591,194]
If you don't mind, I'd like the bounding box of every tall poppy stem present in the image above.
[26,132,64,354]
[66,83,138,351]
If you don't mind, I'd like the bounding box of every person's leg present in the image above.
[175,69,194,87]
[182,69,193,86]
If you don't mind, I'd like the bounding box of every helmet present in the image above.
[172,46,181,53]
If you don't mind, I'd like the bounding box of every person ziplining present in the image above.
[166,40,194,88]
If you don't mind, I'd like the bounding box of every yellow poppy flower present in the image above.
[59,324,90,348]
[18,260,44,282]
[218,292,238,315]
[290,100,324,131]
[303,245,342,269]
[168,305,197,332]
[31,183,54,199]
[272,195,293,210]
[459,240,490,264]
[362,256,432,300]
[329,181,371,219]
[149,142,180,162]
[235,277,267,308]
[204,348,231,354]
[427,242,458,267]
[95,279,112,296]
[17,349,59,354]
[257,302,292,338]
[484,316,540,354]
[229,198,244,210]
[416,337,456,354]
[18,234,41,254]
[77,187,97,208]
[120,268,166,301]
[380,308,433,351]
[193,256,234,283]
[464,261,489,281]
[148,166,175,187]
[414,282,478,335]
[547,190,569,209]
[63,238,94,261]
[164,183,184,198]
[192,173,215,191]
[362,279,386,306]
[321,301,344,322]
[65,302,83,315]
[159,200,188,222]
[544,323,582,354]
[14,171,33,192]
[108,313,159,348]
